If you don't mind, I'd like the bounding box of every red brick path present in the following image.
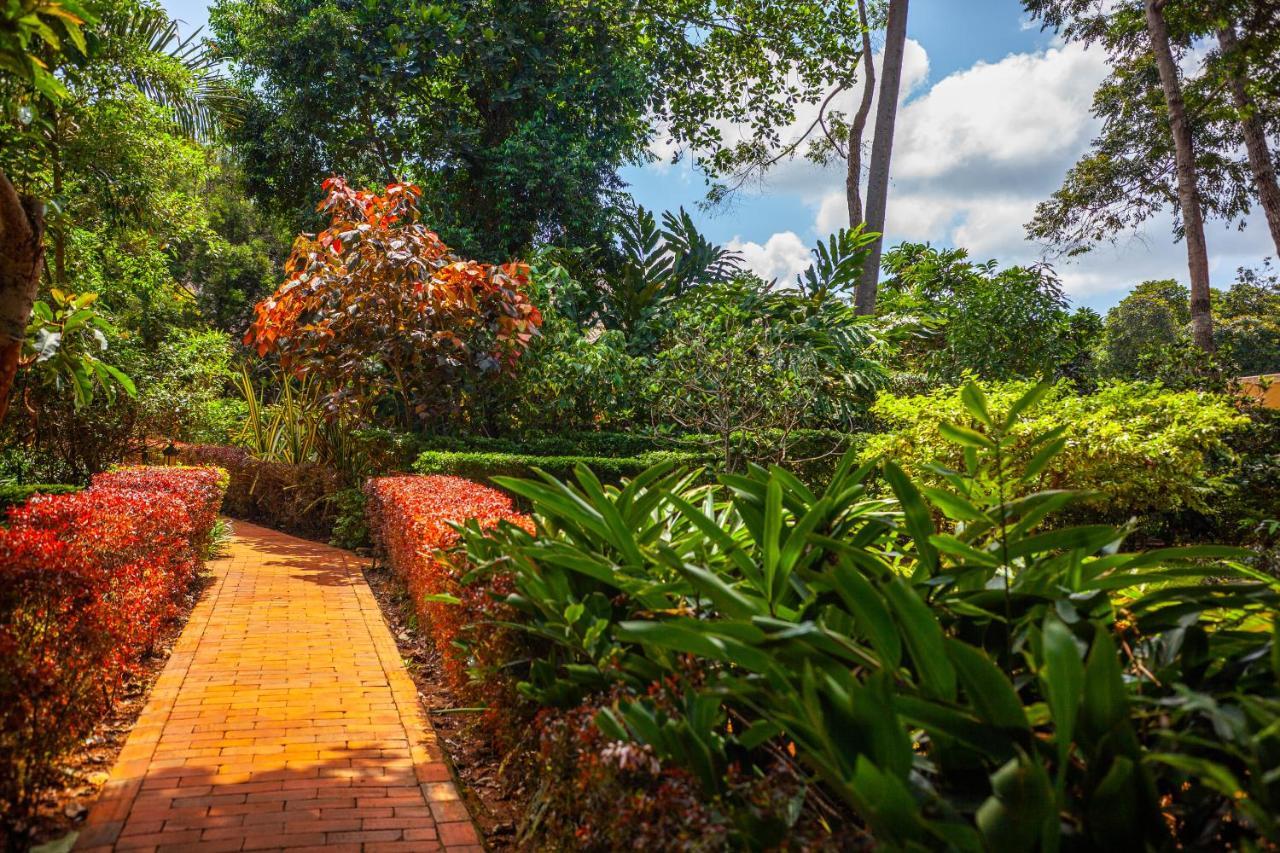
[76,521,481,852]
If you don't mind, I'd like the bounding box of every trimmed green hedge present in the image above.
[415,431,694,458]
[413,449,709,485]
[0,483,83,512]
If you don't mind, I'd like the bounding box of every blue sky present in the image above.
[161,0,1276,310]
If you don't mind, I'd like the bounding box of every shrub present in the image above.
[179,445,341,541]
[364,476,529,691]
[864,379,1249,523]
[413,449,707,487]
[92,466,228,553]
[0,483,82,512]
[244,178,542,428]
[0,467,227,829]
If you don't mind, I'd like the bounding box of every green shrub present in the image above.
[413,449,707,485]
[0,484,83,513]
[329,487,370,551]
[864,379,1249,523]
[456,382,1280,848]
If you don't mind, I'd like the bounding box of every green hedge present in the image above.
[0,483,83,512]
[415,431,693,458]
[413,449,709,485]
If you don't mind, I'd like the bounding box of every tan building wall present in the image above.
[1239,374,1280,409]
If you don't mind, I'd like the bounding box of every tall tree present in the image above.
[1145,0,1213,350]
[1025,0,1222,350]
[856,0,909,315]
[1216,19,1280,255]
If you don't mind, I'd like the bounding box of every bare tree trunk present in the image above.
[847,0,876,230]
[1146,0,1213,351]
[856,0,909,316]
[0,168,45,423]
[1218,23,1280,257]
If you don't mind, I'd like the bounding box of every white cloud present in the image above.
[727,232,812,283]
[648,32,1278,308]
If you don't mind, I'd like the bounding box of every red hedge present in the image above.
[0,466,226,822]
[365,475,530,689]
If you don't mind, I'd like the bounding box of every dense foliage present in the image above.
[445,386,1279,848]
[0,465,226,836]
[865,379,1249,526]
[245,178,542,429]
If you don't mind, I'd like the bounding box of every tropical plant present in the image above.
[244,177,542,429]
[651,279,882,468]
[456,382,1279,848]
[794,224,877,298]
[21,289,134,409]
[597,205,742,346]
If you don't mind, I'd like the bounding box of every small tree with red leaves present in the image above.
[245,178,543,427]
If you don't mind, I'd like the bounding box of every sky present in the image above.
[160,0,1278,311]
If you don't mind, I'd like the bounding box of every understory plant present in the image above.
[454,382,1278,849]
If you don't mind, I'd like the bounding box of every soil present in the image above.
[20,570,218,853]
[361,558,521,850]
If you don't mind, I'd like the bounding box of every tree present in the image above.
[878,243,1075,382]
[211,0,866,260]
[1215,15,1280,255]
[0,0,91,423]
[1145,0,1213,350]
[1098,279,1189,378]
[244,178,543,429]
[1024,0,1217,350]
[856,0,909,315]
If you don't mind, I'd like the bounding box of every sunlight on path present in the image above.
[75,522,480,852]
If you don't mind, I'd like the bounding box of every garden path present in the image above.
[75,522,480,852]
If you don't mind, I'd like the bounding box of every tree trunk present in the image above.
[1218,23,1280,257]
[856,0,909,316]
[846,0,876,230]
[1146,0,1213,351]
[0,168,45,423]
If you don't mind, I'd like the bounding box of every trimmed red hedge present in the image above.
[0,466,227,823]
[365,475,530,689]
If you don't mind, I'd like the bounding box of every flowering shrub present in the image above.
[365,476,529,690]
[0,467,226,829]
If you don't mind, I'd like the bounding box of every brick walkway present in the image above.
[76,522,481,852]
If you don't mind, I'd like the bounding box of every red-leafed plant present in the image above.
[365,475,530,690]
[0,466,227,831]
[92,465,229,554]
[244,178,543,427]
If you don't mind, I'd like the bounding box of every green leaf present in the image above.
[946,639,1028,731]
[882,461,938,577]
[884,577,955,700]
[976,751,1055,853]
[1003,382,1053,430]
[1040,617,1084,772]
[960,381,994,428]
[940,421,995,449]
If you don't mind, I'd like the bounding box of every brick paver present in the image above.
[76,521,481,852]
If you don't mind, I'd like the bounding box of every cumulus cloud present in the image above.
[727,232,812,283]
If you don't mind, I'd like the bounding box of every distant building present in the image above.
[1239,374,1280,409]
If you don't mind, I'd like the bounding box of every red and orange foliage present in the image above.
[0,467,227,817]
[245,178,543,423]
[365,475,531,690]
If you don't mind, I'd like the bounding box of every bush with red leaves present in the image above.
[0,467,227,832]
[92,465,229,553]
[365,475,530,691]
